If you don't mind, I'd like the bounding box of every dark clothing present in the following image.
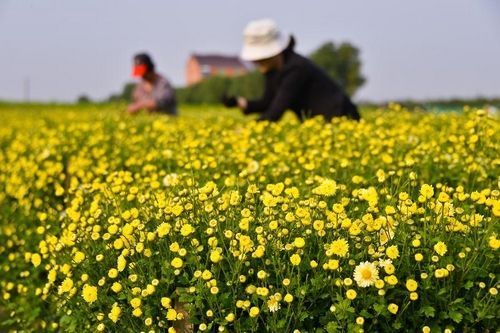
[244,40,360,122]
[133,73,177,115]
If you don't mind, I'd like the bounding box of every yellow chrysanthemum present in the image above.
[82,284,98,304]
[327,238,349,257]
[434,241,447,256]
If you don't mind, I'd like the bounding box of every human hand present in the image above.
[221,95,238,108]
[127,103,141,114]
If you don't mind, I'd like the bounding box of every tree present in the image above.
[309,41,366,96]
[121,82,136,102]
[77,94,92,104]
[105,82,136,103]
[176,72,263,104]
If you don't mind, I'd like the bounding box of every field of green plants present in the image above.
[0,103,498,333]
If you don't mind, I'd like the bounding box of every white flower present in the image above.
[353,261,379,287]
[267,295,281,313]
[378,258,393,268]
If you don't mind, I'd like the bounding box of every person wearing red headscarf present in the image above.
[127,53,177,115]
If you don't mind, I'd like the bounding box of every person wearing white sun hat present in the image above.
[222,18,360,122]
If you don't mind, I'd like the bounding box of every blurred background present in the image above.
[0,0,499,107]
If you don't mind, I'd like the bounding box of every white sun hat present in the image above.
[240,19,288,61]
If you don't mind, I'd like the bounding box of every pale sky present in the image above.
[0,0,499,103]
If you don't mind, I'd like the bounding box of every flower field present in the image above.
[0,103,498,333]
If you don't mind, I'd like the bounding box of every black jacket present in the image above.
[244,38,360,122]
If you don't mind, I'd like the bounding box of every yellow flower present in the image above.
[161,297,172,308]
[290,254,301,266]
[327,259,339,270]
[385,275,398,285]
[108,268,118,279]
[312,179,337,196]
[406,279,418,292]
[384,263,395,274]
[434,268,449,278]
[249,306,260,317]
[157,223,171,237]
[111,282,122,293]
[386,245,399,259]
[284,293,294,303]
[388,303,398,314]
[257,270,267,279]
[117,255,127,272]
[420,184,434,199]
[327,238,349,257]
[108,303,121,323]
[202,270,212,280]
[353,261,379,287]
[82,284,98,304]
[130,297,141,308]
[166,308,177,321]
[171,257,183,269]
[59,278,74,294]
[113,238,124,250]
[180,223,194,236]
[434,241,447,256]
[132,308,142,317]
[210,250,221,263]
[488,235,500,250]
[438,192,450,203]
[73,251,85,264]
[346,289,357,300]
[30,253,41,267]
[169,242,180,252]
[294,237,306,248]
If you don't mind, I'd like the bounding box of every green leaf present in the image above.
[360,309,372,318]
[464,281,474,290]
[299,311,310,322]
[448,310,463,323]
[277,319,287,328]
[437,288,447,296]
[373,303,386,315]
[326,321,339,333]
[421,306,435,318]
[392,321,403,330]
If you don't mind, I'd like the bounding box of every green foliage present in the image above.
[107,82,136,103]
[77,95,92,104]
[176,71,263,104]
[309,41,366,96]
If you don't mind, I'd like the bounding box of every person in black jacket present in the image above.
[222,19,360,122]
